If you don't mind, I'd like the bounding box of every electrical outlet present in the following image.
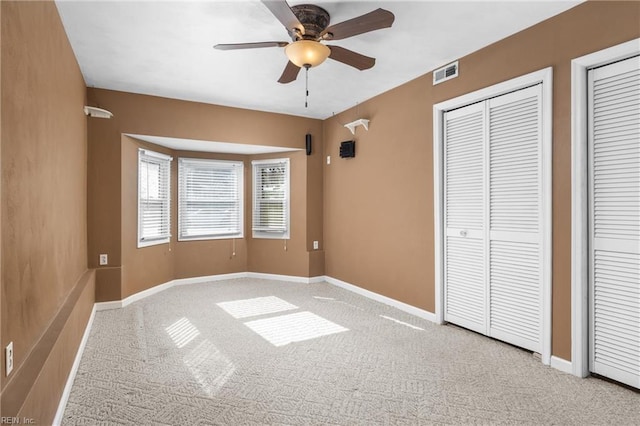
[326,155,331,165]
[99,254,108,265]
[6,342,13,376]
[313,241,319,250]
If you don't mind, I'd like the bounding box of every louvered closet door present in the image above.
[443,85,545,352]
[588,56,640,389]
[444,102,487,334]
[487,85,543,353]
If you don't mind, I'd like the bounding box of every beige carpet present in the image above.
[62,278,640,425]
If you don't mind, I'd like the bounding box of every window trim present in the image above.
[252,158,290,240]
[138,148,172,248]
[177,157,244,241]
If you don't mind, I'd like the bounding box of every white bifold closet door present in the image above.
[444,102,486,334]
[444,84,543,353]
[588,55,640,389]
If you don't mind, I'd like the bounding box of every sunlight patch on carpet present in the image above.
[380,315,425,331]
[217,296,299,319]
[183,339,235,397]
[244,311,348,347]
[165,317,201,348]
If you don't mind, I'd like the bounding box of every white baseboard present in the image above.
[53,304,97,426]
[94,300,123,311]
[175,272,324,285]
[95,272,323,311]
[247,272,321,284]
[323,275,574,374]
[122,280,176,307]
[550,355,573,374]
[323,275,438,323]
[174,272,248,286]
[95,275,435,325]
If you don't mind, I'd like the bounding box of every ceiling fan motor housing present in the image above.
[290,4,330,40]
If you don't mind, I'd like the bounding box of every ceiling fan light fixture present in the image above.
[285,40,330,68]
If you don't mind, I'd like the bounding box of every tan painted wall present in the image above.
[87,89,324,299]
[247,151,310,277]
[15,272,95,424]
[324,75,433,310]
[121,137,175,297]
[322,1,640,361]
[1,0,88,385]
[0,0,92,420]
[305,132,324,270]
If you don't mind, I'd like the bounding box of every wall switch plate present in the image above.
[99,254,108,265]
[313,241,319,250]
[326,156,331,165]
[6,342,13,376]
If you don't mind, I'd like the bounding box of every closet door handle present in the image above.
[460,230,468,237]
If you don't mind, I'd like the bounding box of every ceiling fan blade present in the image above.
[261,0,304,36]
[278,61,301,84]
[321,8,394,41]
[328,45,375,70]
[214,41,288,50]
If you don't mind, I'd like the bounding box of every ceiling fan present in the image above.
[214,0,395,84]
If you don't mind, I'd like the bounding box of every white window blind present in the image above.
[138,148,172,247]
[252,158,290,239]
[178,158,244,240]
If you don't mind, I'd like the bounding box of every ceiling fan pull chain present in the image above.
[305,65,309,108]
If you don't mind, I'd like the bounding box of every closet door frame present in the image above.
[433,67,553,365]
[571,38,640,379]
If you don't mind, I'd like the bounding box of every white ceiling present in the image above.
[55,0,582,120]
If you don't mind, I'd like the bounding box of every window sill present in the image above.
[137,238,171,248]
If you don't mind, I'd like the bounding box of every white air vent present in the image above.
[433,61,459,85]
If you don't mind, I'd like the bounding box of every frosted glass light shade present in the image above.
[285,40,330,68]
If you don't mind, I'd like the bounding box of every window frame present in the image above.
[137,148,172,248]
[178,157,244,241]
[252,158,290,240]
